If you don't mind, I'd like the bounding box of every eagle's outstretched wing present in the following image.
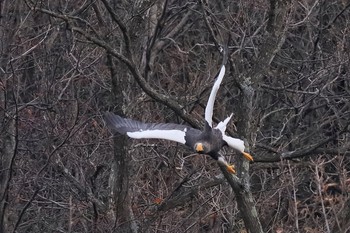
[103,112,201,148]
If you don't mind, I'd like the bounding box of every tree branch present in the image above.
[100,0,132,57]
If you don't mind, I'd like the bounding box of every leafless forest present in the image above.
[1,0,350,232]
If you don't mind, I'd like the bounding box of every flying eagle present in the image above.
[104,51,253,174]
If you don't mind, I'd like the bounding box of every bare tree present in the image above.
[0,0,349,232]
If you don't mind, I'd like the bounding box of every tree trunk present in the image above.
[0,105,17,233]
[107,54,138,233]
[0,1,20,232]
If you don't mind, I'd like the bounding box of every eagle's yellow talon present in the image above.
[226,164,236,174]
[242,152,254,161]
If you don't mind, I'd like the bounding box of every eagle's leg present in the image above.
[242,152,254,161]
[226,164,236,174]
[218,156,236,174]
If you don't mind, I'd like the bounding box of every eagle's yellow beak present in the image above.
[195,143,204,152]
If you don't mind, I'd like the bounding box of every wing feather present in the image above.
[222,134,245,152]
[205,47,229,127]
[103,112,200,145]
[205,65,226,127]
[215,113,233,133]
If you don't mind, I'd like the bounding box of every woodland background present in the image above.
[1,0,350,232]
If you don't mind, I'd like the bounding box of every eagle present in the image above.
[104,51,253,174]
